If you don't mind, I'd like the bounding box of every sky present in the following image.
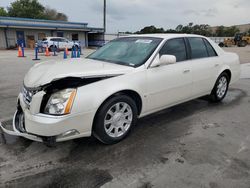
[0,0,249,33]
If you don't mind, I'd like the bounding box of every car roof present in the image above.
[121,33,206,39]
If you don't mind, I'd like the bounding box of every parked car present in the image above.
[39,37,80,51]
[0,34,240,146]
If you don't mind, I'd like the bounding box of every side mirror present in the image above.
[151,54,176,67]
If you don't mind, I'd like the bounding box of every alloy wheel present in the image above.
[104,102,133,138]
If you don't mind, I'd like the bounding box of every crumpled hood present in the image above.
[24,58,134,88]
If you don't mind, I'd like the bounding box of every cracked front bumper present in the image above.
[0,93,95,143]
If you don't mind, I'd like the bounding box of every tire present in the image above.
[241,41,247,47]
[210,72,229,102]
[49,45,57,52]
[93,95,138,144]
[218,42,224,47]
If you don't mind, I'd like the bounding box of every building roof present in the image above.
[0,16,104,33]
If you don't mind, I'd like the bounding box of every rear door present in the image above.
[187,37,220,96]
[146,38,193,112]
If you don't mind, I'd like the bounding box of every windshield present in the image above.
[87,37,162,67]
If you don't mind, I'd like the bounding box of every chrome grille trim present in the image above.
[22,86,39,106]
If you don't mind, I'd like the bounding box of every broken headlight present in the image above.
[44,89,76,115]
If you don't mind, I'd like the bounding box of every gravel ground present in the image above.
[0,47,249,188]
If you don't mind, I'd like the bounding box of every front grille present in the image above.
[22,86,38,106]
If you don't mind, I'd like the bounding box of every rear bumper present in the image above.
[0,94,95,143]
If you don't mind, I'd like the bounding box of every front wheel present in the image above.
[93,95,138,144]
[210,73,229,102]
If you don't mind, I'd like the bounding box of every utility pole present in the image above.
[103,0,106,33]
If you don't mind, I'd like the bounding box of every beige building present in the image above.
[0,16,104,49]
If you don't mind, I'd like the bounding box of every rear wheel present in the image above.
[237,40,247,47]
[210,73,229,102]
[93,95,138,144]
[49,45,57,52]
[218,42,224,47]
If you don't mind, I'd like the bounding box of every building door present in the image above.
[16,31,26,47]
[26,35,35,48]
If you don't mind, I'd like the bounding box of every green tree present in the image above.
[8,0,46,19]
[215,26,225,37]
[224,26,239,37]
[0,7,8,16]
[44,7,68,21]
[136,25,163,34]
[175,24,183,32]
[7,0,68,21]
[165,29,177,33]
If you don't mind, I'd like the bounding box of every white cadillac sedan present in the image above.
[0,34,240,145]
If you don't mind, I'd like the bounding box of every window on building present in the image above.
[72,34,79,41]
[57,32,64,37]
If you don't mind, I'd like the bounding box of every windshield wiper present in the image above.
[88,57,134,67]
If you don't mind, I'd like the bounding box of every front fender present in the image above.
[71,71,146,115]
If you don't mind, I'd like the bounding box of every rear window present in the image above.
[188,37,208,59]
[203,39,217,57]
[42,38,47,41]
[50,38,59,42]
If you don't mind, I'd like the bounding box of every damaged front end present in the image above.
[0,75,119,145]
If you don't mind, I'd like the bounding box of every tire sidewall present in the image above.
[49,45,57,52]
[93,95,138,144]
[212,73,229,102]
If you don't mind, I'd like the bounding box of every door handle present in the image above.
[183,69,190,73]
[215,64,219,67]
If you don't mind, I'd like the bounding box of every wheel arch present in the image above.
[92,89,143,132]
[96,89,142,116]
[218,68,232,83]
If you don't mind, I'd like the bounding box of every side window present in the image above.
[60,38,66,42]
[159,38,187,62]
[203,39,217,57]
[188,37,208,59]
[51,38,59,42]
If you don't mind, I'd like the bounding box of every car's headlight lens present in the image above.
[44,89,76,115]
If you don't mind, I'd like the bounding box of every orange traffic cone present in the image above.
[66,47,69,55]
[18,46,23,57]
[45,46,50,56]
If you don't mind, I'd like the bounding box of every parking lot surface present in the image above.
[0,47,250,188]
